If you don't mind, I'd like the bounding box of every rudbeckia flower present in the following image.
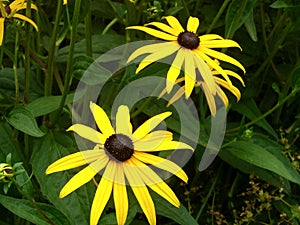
[127,16,245,100]
[46,102,193,225]
[0,0,38,46]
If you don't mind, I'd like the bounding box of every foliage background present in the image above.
[0,0,300,224]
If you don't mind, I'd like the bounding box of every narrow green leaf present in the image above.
[5,107,45,137]
[244,10,258,41]
[270,0,300,8]
[290,63,300,89]
[0,195,71,225]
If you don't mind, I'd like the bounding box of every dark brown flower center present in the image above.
[0,5,12,18]
[104,134,134,161]
[177,31,200,50]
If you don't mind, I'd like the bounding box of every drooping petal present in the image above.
[59,156,109,198]
[135,140,193,152]
[145,22,179,36]
[133,130,173,150]
[0,18,4,46]
[163,16,184,33]
[126,26,177,41]
[123,162,156,225]
[200,34,224,41]
[200,82,216,116]
[10,2,38,11]
[201,40,242,50]
[130,157,180,207]
[167,86,185,107]
[13,14,38,31]
[89,102,115,139]
[215,85,229,107]
[166,49,185,93]
[136,43,179,73]
[187,16,199,33]
[46,150,105,174]
[222,70,245,86]
[132,112,172,140]
[116,105,132,136]
[215,77,241,100]
[184,49,196,98]
[67,124,106,144]
[200,46,246,73]
[90,162,116,225]
[113,163,128,225]
[133,151,188,182]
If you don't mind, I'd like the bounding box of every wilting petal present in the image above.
[132,112,172,140]
[127,26,177,41]
[201,40,242,50]
[113,163,128,225]
[201,82,216,116]
[90,162,116,225]
[145,22,178,36]
[0,18,4,46]
[200,34,224,41]
[163,16,184,33]
[130,157,180,207]
[13,14,38,31]
[124,163,156,225]
[166,49,185,93]
[133,151,188,182]
[89,102,115,138]
[67,124,106,144]
[46,150,105,174]
[136,44,179,73]
[187,16,199,33]
[133,130,173,150]
[200,47,245,73]
[184,50,196,98]
[59,157,109,198]
[116,105,132,136]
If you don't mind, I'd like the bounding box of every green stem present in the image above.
[24,0,32,104]
[206,0,231,34]
[85,0,92,57]
[51,0,82,127]
[102,18,118,35]
[180,0,190,18]
[44,0,63,97]
[13,31,19,106]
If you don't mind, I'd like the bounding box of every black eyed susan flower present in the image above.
[46,102,193,225]
[0,0,38,46]
[127,16,245,102]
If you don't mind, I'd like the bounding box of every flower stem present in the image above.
[13,30,19,106]
[85,0,92,57]
[180,0,190,18]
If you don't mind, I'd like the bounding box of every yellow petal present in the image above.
[89,102,115,138]
[201,39,242,50]
[187,16,199,33]
[126,26,177,41]
[0,18,4,46]
[163,16,184,33]
[215,77,241,100]
[133,151,188,182]
[166,48,185,93]
[67,124,106,144]
[10,2,38,11]
[145,21,179,36]
[133,130,173,150]
[167,86,185,106]
[223,70,245,86]
[113,163,128,225]
[116,105,132,136]
[201,82,216,116]
[46,150,105,174]
[215,85,229,107]
[135,140,194,152]
[90,162,116,225]
[123,163,156,225]
[136,44,179,73]
[13,14,38,31]
[200,34,224,41]
[63,0,67,5]
[130,157,180,207]
[132,112,172,140]
[59,157,109,198]
[200,47,245,73]
[184,50,196,98]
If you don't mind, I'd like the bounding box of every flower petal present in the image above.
[200,34,224,41]
[145,22,179,36]
[163,16,184,33]
[135,140,193,152]
[133,151,188,182]
[59,156,109,198]
[123,163,156,225]
[200,82,216,116]
[46,149,105,174]
[201,39,242,50]
[166,48,185,93]
[132,112,172,140]
[0,18,4,46]
[126,26,177,41]
[167,86,185,106]
[89,102,115,138]
[116,105,132,136]
[215,77,241,100]
[133,130,173,150]
[67,124,106,144]
[13,14,38,31]
[187,16,199,33]
[90,162,116,225]
[184,50,196,98]
[215,85,229,107]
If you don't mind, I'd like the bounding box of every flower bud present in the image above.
[0,163,14,183]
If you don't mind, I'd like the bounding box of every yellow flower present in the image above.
[127,16,245,100]
[0,0,38,46]
[46,102,193,225]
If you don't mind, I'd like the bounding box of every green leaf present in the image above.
[26,94,74,117]
[5,107,45,137]
[231,98,278,138]
[244,9,258,41]
[31,131,94,225]
[0,195,71,225]
[290,62,300,89]
[225,0,258,38]
[270,0,300,8]
[220,135,300,185]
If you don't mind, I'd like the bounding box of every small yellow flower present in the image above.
[0,0,38,46]
[127,16,245,102]
[46,102,193,225]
